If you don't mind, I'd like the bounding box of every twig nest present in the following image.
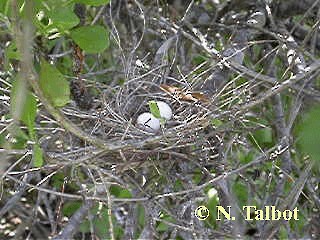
[156,101,172,120]
[137,112,160,132]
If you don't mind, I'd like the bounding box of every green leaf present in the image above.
[211,118,223,128]
[156,214,175,232]
[5,42,20,60]
[51,172,65,188]
[207,191,219,227]
[94,209,110,238]
[39,60,70,107]
[70,25,109,53]
[79,220,90,233]
[74,0,110,6]
[148,100,161,119]
[192,168,202,184]
[137,204,145,227]
[297,105,320,166]
[62,201,82,217]
[33,144,44,167]
[252,44,262,57]
[49,7,80,31]
[174,179,183,190]
[192,54,207,65]
[24,94,37,140]
[10,79,37,135]
[279,225,288,240]
[79,204,123,239]
[238,149,255,164]
[249,127,273,149]
[110,185,132,198]
[0,133,7,148]
[232,182,248,205]
[236,77,248,86]
[0,0,10,15]
[9,125,29,149]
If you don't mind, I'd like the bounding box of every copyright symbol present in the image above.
[195,206,210,220]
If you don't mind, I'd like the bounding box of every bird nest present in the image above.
[55,73,222,173]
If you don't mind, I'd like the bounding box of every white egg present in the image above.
[137,112,160,132]
[156,101,172,120]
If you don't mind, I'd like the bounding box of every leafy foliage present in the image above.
[39,60,70,107]
[297,105,320,166]
[70,25,110,53]
[33,143,44,167]
[48,7,80,32]
[75,0,111,6]
[148,100,161,119]
[10,79,37,132]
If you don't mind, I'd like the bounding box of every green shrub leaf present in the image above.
[5,42,20,60]
[39,60,70,107]
[62,201,82,217]
[70,25,109,53]
[75,0,110,6]
[10,79,37,135]
[253,127,273,145]
[49,7,80,31]
[156,214,175,232]
[8,125,29,150]
[232,182,248,205]
[148,100,161,119]
[298,106,320,166]
[110,185,132,198]
[33,143,44,167]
